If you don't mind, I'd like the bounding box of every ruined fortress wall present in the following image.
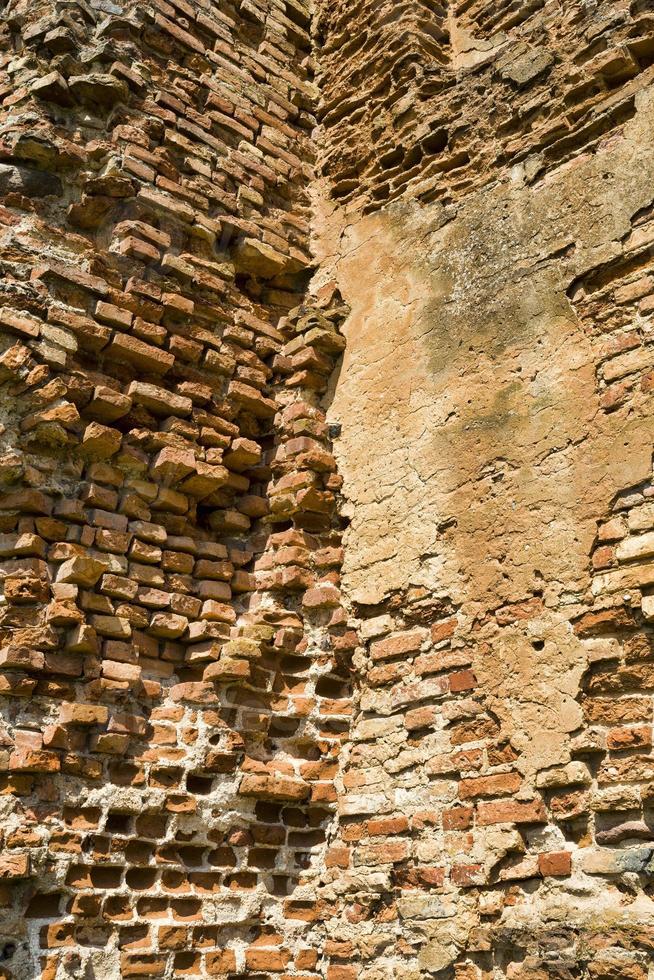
[0,1,357,977]
[314,1,654,979]
[1,1,654,979]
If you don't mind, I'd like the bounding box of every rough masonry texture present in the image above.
[0,1,653,979]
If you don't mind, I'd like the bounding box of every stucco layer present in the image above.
[313,55,654,980]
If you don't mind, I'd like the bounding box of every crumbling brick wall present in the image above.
[3,1,654,980]
[0,1,356,977]
[313,1,654,979]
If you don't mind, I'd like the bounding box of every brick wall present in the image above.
[316,0,654,210]
[314,1,654,979]
[0,1,357,976]
[2,1,654,979]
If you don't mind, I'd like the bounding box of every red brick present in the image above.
[449,669,477,692]
[459,772,522,799]
[370,631,424,662]
[430,617,457,644]
[451,864,486,886]
[538,851,572,877]
[477,799,547,826]
[443,806,473,830]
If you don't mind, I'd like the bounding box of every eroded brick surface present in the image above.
[0,1,355,976]
[313,1,654,979]
[2,1,654,979]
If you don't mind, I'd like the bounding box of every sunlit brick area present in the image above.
[1,1,654,978]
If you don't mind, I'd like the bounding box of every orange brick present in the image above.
[538,851,572,877]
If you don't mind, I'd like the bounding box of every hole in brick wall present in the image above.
[187,774,214,794]
[248,848,278,869]
[117,925,148,949]
[282,807,307,827]
[78,924,111,948]
[272,876,290,895]
[225,871,257,889]
[232,273,259,301]
[309,807,331,827]
[615,878,640,897]
[256,802,282,823]
[83,835,110,857]
[270,518,293,533]
[172,898,202,919]
[194,925,220,946]
[137,898,168,917]
[233,690,268,710]
[560,818,591,845]
[321,718,350,735]
[90,866,123,889]
[177,846,206,867]
[253,825,285,846]
[176,829,196,843]
[280,655,311,673]
[190,871,222,892]
[268,717,300,738]
[332,179,359,200]
[379,146,404,170]
[338,815,361,835]
[70,896,101,921]
[63,806,102,829]
[109,763,141,785]
[315,676,349,697]
[125,867,158,890]
[158,844,179,863]
[161,870,185,890]
[26,893,63,918]
[285,741,321,761]
[105,812,133,834]
[284,0,310,29]
[174,952,200,971]
[150,767,183,788]
[404,144,423,169]
[208,730,229,745]
[289,830,325,847]
[125,841,155,864]
[208,847,237,867]
[531,640,545,651]
[422,128,449,154]
[238,13,265,47]
[135,814,168,838]
[103,896,132,920]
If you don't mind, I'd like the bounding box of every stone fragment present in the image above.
[234,238,292,276]
[58,703,109,726]
[0,163,62,197]
[69,73,129,107]
[81,423,122,459]
[151,448,196,483]
[0,644,44,671]
[0,853,30,879]
[500,48,554,86]
[56,556,107,587]
[106,333,174,375]
[239,773,310,802]
[87,386,132,422]
[128,382,192,417]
